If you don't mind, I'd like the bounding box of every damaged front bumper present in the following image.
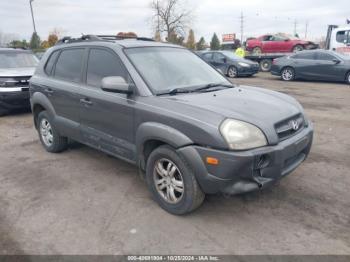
[177,122,313,195]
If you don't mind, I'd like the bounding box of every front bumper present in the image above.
[0,87,30,110]
[237,66,259,76]
[177,123,313,195]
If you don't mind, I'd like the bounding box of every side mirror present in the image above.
[332,59,341,64]
[101,76,133,94]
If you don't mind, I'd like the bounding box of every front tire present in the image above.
[281,67,295,81]
[37,111,68,153]
[346,72,350,84]
[146,145,205,215]
[227,66,238,78]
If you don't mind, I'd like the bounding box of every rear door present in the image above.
[44,48,86,139]
[79,47,136,161]
[291,52,318,79]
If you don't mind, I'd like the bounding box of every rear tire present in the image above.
[37,111,68,153]
[227,66,238,78]
[260,59,272,72]
[146,145,205,215]
[252,47,262,55]
[292,45,304,52]
[281,67,295,81]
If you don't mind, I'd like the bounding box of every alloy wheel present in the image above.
[228,67,237,78]
[153,158,184,204]
[40,118,53,147]
[282,68,294,81]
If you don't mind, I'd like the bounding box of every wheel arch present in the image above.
[31,92,56,129]
[136,122,193,170]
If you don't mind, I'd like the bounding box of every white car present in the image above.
[0,48,38,116]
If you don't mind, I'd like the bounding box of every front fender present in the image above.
[136,122,193,167]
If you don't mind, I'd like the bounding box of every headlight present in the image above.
[220,119,267,150]
[0,77,16,87]
[238,62,250,67]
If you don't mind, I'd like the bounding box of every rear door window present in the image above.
[44,51,59,75]
[54,49,84,82]
[292,52,316,60]
[201,53,213,62]
[86,48,129,87]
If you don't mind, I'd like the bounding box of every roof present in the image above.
[54,35,182,49]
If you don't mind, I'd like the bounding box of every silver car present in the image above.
[0,48,38,116]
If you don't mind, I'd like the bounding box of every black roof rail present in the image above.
[55,34,155,45]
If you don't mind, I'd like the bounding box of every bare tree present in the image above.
[150,0,192,41]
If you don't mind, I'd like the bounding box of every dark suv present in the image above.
[30,35,313,215]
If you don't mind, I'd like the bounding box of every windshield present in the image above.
[0,52,39,68]
[125,47,231,94]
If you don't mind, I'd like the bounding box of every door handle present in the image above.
[45,88,54,96]
[80,98,93,106]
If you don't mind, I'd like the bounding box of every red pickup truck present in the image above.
[246,34,317,54]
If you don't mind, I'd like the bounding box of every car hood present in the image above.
[0,67,36,77]
[163,86,303,142]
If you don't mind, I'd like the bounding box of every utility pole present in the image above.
[240,11,244,43]
[29,0,37,33]
[305,21,309,39]
[293,19,297,36]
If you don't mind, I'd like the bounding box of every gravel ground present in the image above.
[0,72,349,255]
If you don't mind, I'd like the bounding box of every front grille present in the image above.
[0,76,31,87]
[12,76,31,87]
[275,114,305,141]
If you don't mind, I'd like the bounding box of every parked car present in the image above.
[271,50,350,83]
[30,35,313,215]
[0,48,39,116]
[246,34,317,54]
[197,50,259,78]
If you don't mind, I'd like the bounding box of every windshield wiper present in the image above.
[156,87,192,96]
[193,82,234,92]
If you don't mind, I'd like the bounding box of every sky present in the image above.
[0,0,349,44]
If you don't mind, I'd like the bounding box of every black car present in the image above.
[0,48,38,116]
[197,50,259,78]
[271,50,350,84]
[30,35,313,215]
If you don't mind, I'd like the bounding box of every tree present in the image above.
[154,30,161,42]
[196,37,206,50]
[30,32,41,50]
[167,31,184,45]
[41,40,50,49]
[150,0,192,40]
[210,33,220,50]
[186,29,195,50]
[8,40,29,49]
[47,33,58,47]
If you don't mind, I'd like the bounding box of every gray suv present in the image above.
[30,35,313,215]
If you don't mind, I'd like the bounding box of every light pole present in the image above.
[29,0,37,33]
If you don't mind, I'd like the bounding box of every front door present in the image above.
[79,47,136,162]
